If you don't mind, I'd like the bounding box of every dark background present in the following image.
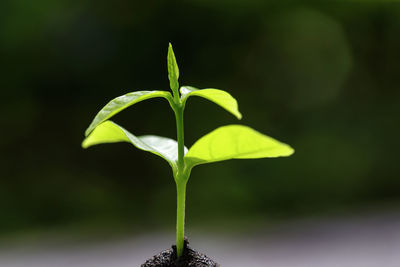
[1,1,399,237]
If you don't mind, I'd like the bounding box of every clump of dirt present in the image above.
[141,239,219,267]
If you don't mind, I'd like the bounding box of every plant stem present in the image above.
[175,104,185,168]
[176,178,187,257]
[173,101,187,257]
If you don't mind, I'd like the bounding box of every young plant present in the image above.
[82,43,294,257]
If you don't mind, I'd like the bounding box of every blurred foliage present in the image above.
[0,1,400,235]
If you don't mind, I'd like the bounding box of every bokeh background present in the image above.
[1,1,400,266]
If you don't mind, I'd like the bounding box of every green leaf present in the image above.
[180,86,242,119]
[85,91,172,136]
[82,120,187,170]
[167,43,180,98]
[184,125,294,168]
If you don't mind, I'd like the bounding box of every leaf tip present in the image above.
[81,139,89,149]
[285,146,295,157]
[168,42,175,58]
[84,128,91,137]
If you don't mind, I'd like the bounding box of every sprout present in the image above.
[82,43,294,257]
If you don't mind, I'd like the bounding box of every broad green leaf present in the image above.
[180,86,242,119]
[82,120,187,170]
[85,91,172,136]
[184,125,294,168]
[167,43,179,97]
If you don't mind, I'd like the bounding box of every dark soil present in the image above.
[141,240,220,267]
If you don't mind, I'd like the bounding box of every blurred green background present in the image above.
[1,1,399,237]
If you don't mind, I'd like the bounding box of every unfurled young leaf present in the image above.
[83,120,186,170]
[167,43,180,98]
[85,91,172,136]
[184,125,294,168]
[180,86,242,119]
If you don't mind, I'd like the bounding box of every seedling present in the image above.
[82,43,294,257]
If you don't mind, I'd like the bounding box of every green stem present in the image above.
[176,178,187,257]
[175,104,185,168]
[173,101,187,257]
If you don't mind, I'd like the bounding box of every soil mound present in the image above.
[142,240,219,267]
